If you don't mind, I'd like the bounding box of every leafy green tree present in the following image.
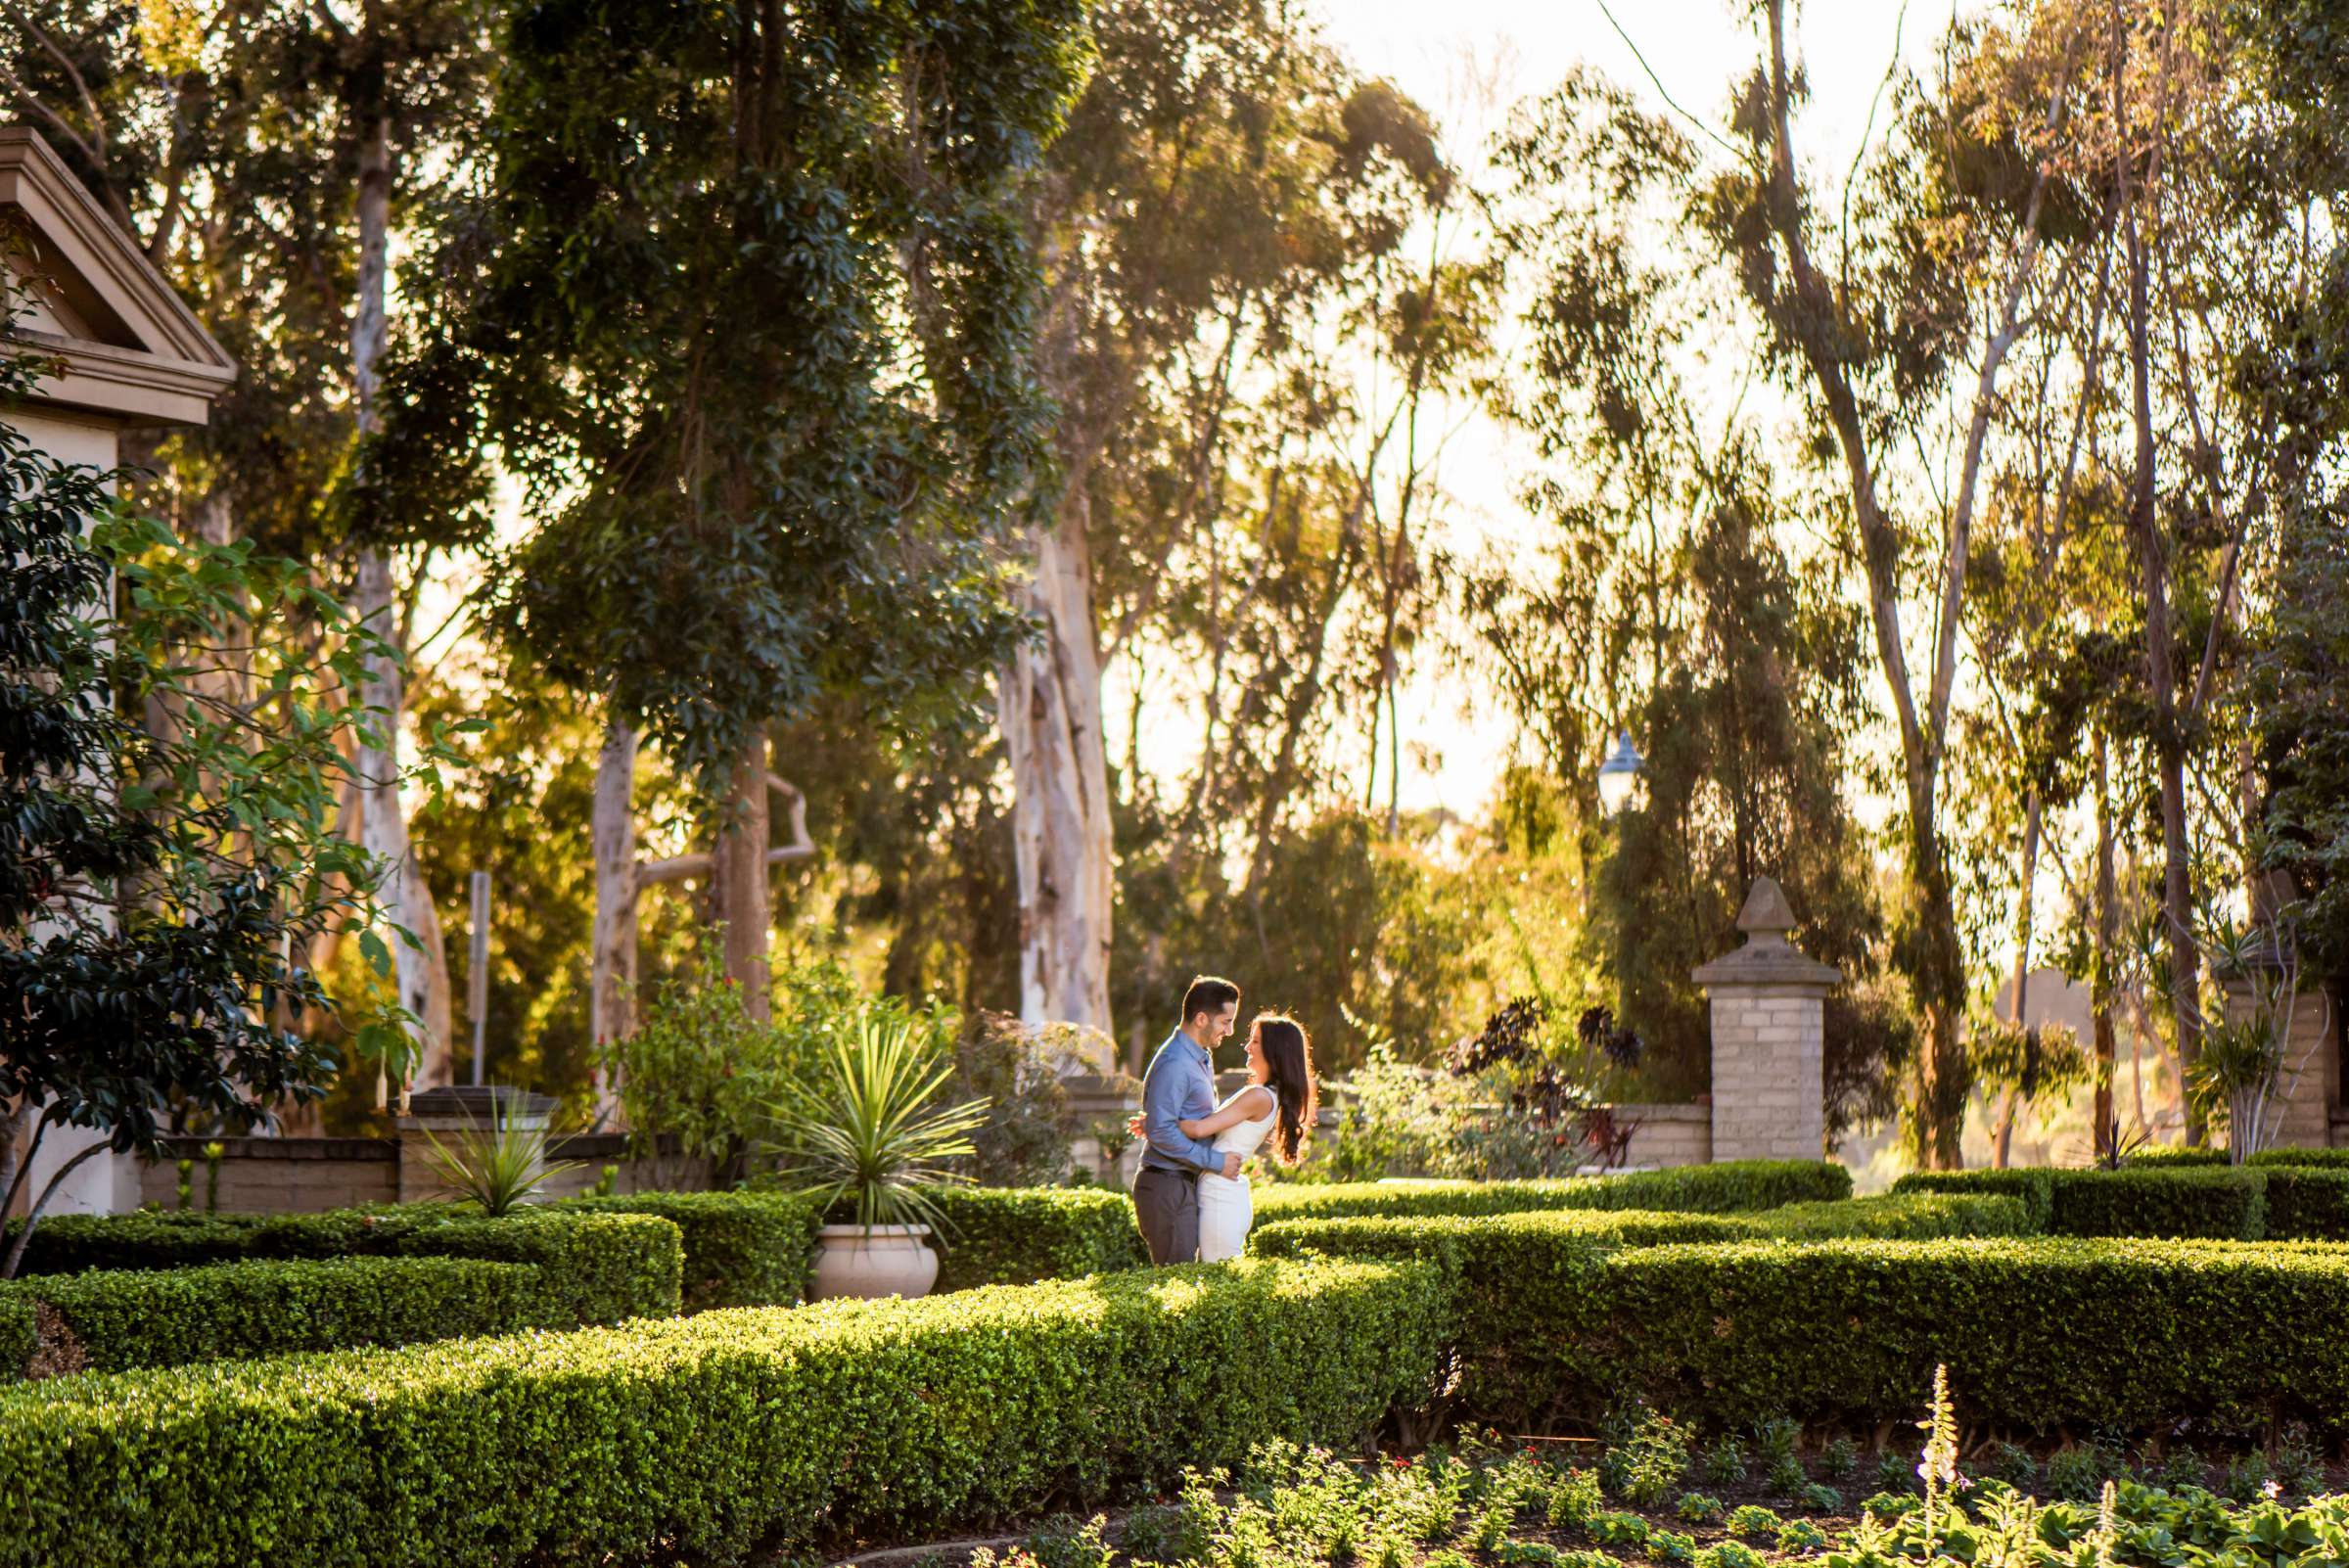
[385,0,1088,1023]
[0,352,407,1269]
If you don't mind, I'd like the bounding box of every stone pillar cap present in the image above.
[1692,876,1843,989]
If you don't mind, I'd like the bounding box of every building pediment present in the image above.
[0,127,234,428]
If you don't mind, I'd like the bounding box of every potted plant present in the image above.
[772,1012,988,1300]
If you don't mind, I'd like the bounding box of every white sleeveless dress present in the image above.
[1197,1084,1278,1262]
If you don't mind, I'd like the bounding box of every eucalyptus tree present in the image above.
[1,0,495,1096]
[1002,0,1456,1040]
[384,0,1087,1029]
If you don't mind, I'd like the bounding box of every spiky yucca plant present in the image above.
[771,1015,989,1231]
[420,1098,582,1216]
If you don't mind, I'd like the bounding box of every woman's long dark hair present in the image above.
[1251,1013,1319,1166]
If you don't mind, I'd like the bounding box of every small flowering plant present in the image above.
[1916,1364,1965,1554]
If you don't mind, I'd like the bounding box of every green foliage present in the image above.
[5,1206,680,1327]
[419,1101,583,1216]
[771,1013,988,1229]
[1776,1519,1829,1553]
[2122,1147,2231,1169]
[550,1190,821,1312]
[951,1015,1102,1187]
[1747,1194,2035,1240]
[924,1188,1146,1292]
[1893,1168,2283,1240]
[0,1255,1449,1567]
[2247,1147,2349,1168]
[395,0,1086,785]
[1702,1437,1749,1488]
[602,941,806,1182]
[1819,1438,1859,1479]
[1726,1504,1780,1541]
[0,376,420,1252]
[3,1255,544,1374]
[1256,1160,1852,1223]
[1675,1492,1724,1524]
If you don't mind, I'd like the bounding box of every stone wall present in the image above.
[136,1131,709,1215]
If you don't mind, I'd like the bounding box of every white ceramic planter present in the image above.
[809,1223,940,1301]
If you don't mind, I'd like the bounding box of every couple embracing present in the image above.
[1130,976,1320,1265]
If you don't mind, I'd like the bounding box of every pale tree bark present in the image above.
[589,719,639,1121]
[998,476,1115,1041]
[1993,788,2043,1168]
[589,725,814,1071]
[349,100,451,1098]
[1757,0,2071,1167]
[2093,730,2119,1157]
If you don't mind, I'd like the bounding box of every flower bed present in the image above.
[0,1255,1448,1568]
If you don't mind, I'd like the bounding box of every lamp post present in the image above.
[1596,731,1645,818]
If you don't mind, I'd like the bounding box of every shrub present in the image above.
[551,1190,820,1310]
[1256,1161,1851,1223]
[1776,1519,1828,1552]
[1589,1237,2349,1438]
[2047,1168,2265,1240]
[925,1187,1146,1292]
[2123,1146,2230,1168]
[1676,1492,1724,1523]
[1745,1193,2034,1240]
[1725,1504,1780,1541]
[0,1255,1448,1568]
[2246,1147,2349,1170]
[2251,1168,2349,1241]
[4,1207,681,1326]
[1892,1167,2265,1240]
[2,1256,543,1374]
[1888,1170,2054,1229]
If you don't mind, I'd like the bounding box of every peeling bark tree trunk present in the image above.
[1993,790,2043,1168]
[590,719,639,1118]
[709,734,773,1024]
[999,478,1114,1040]
[349,101,450,1096]
[2126,202,2204,1141]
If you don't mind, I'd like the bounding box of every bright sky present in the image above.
[1302,0,1961,819]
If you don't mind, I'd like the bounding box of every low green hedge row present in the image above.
[1253,1159,1852,1223]
[1257,1205,2349,1439]
[2248,1146,2349,1170]
[0,1255,1449,1568]
[1888,1165,2349,1240]
[2121,1146,2232,1168]
[550,1190,820,1311]
[926,1186,1146,1291]
[2,1256,543,1375]
[1595,1236,2349,1438]
[1248,1192,2027,1424]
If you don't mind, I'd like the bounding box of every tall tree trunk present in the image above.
[709,733,772,1022]
[349,101,450,1096]
[1994,789,2043,1168]
[998,476,1115,1040]
[2125,203,2204,1140]
[2093,730,2119,1157]
[590,718,639,1120]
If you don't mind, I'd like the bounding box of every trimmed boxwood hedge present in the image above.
[2257,1167,2349,1240]
[0,1255,1449,1568]
[2,1256,544,1374]
[2248,1147,2349,1170]
[2122,1146,2231,1168]
[926,1186,1146,1291]
[1249,1192,2027,1424]
[1892,1166,2269,1239]
[550,1190,820,1310]
[1591,1236,2349,1438]
[1254,1160,1852,1223]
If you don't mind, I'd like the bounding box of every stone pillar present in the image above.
[2218,968,2338,1154]
[1693,877,1841,1163]
[1064,1071,1144,1187]
[397,1084,556,1204]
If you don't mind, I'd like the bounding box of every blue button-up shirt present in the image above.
[1139,1026,1224,1174]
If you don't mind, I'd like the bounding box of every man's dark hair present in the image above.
[1181,975,1242,1025]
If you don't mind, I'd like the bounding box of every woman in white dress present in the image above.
[1177,1014,1320,1262]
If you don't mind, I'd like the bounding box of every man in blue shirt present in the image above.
[1133,975,1243,1265]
